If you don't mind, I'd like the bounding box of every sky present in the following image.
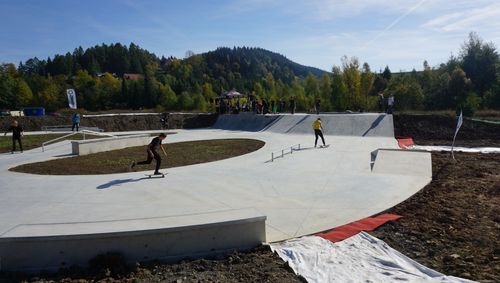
[1,0,499,72]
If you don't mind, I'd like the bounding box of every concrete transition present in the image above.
[0,113,432,272]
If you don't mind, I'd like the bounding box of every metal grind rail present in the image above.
[41,130,116,152]
[270,144,301,162]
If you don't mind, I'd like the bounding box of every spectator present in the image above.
[378,92,385,113]
[280,99,286,113]
[4,120,24,153]
[315,99,321,115]
[290,97,296,115]
[71,113,81,131]
[387,94,395,114]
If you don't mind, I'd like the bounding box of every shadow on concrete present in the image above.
[285,116,309,133]
[362,115,385,137]
[97,178,148,189]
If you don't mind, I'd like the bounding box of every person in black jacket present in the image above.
[131,133,168,175]
[4,120,24,153]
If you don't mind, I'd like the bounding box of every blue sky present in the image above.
[1,0,499,72]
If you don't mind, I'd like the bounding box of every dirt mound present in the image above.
[371,152,500,281]
[0,113,217,132]
[394,114,500,147]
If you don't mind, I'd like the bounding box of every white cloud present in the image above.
[423,2,500,32]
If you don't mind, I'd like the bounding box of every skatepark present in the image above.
[0,113,432,272]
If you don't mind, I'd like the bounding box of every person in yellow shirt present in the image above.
[312,118,326,147]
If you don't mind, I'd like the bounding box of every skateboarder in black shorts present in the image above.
[131,133,167,175]
[4,120,24,153]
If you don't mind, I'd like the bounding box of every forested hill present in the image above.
[200,47,327,80]
[3,33,499,113]
[18,44,327,81]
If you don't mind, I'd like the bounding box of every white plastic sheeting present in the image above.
[408,145,500,154]
[270,232,476,283]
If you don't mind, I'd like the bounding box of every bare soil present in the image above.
[0,247,304,283]
[0,113,217,132]
[371,152,500,282]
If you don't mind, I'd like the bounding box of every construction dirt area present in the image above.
[0,114,498,283]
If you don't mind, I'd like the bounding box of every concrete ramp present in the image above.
[213,113,394,137]
[212,112,280,132]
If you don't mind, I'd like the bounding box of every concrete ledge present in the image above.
[71,134,151,156]
[0,209,266,272]
[371,149,432,178]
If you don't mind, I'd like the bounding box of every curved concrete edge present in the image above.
[0,210,266,272]
[71,135,151,156]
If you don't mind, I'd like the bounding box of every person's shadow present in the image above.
[97,178,148,189]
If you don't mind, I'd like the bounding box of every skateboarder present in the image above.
[4,120,24,153]
[312,118,326,148]
[131,133,167,175]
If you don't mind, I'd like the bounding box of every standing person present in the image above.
[315,99,321,115]
[312,118,326,148]
[71,113,80,132]
[131,133,168,175]
[290,97,296,115]
[271,100,276,114]
[378,92,385,113]
[280,100,286,113]
[160,113,169,129]
[262,99,268,115]
[4,120,24,153]
[387,94,395,114]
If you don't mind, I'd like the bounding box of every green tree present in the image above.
[304,73,320,98]
[382,66,392,81]
[73,70,97,110]
[97,73,121,109]
[331,66,348,111]
[158,84,178,110]
[460,32,499,95]
[0,67,17,108]
[319,74,332,111]
[360,62,375,110]
[178,91,194,110]
[386,76,424,110]
[448,68,471,107]
[15,78,34,107]
[341,56,362,110]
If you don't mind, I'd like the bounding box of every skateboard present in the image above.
[145,172,166,178]
[318,144,330,148]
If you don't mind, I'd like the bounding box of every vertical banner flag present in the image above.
[451,110,463,160]
[67,89,77,109]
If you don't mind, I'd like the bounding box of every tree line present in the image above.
[0,32,498,115]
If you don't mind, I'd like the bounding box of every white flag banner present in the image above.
[451,110,463,160]
[454,110,463,140]
[67,89,77,109]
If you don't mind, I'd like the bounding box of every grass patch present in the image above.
[10,139,265,175]
[0,133,102,153]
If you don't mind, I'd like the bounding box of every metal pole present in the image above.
[282,150,284,158]
[271,152,274,162]
[291,147,293,154]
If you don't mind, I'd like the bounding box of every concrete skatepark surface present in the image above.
[0,113,432,271]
